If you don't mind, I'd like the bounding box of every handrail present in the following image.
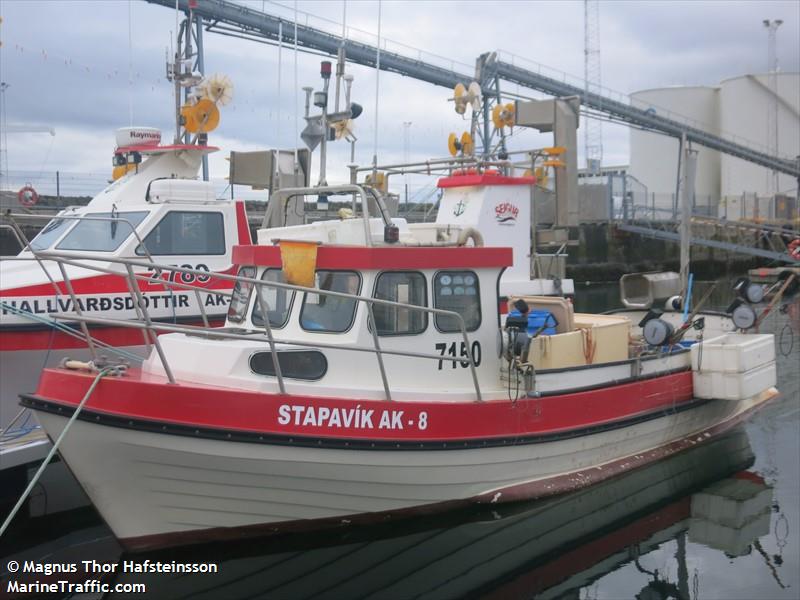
[1,211,160,330]
[27,249,484,401]
[263,184,395,244]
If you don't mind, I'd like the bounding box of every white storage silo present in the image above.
[629,86,721,215]
[719,73,800,207]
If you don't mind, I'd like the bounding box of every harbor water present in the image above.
[1,282,798,599]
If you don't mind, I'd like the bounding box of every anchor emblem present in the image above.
[453,199,466,217]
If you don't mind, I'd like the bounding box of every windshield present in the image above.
[55,211,149,252]
[29,217,76,251]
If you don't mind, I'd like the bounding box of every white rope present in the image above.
[0,366,120,537]
[372,0,382,167]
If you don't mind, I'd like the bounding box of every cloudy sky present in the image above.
[0,0,798,197]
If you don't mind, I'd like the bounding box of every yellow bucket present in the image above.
[279,240,319,288]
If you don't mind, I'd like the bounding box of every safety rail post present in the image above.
[3,218,63,298]
[455,313,482,402]
[122,274,153,351]
[254,282,286,395]
[55,262,98,360]
[356,186,373,247]
[194,288,211,329]
[125,264,176,384]
[365,301,392,401]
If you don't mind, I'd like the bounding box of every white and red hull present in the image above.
[24,367,777,551]
[0,248,242,458]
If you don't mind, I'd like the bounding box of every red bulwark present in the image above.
[233,245,513,270]
[32,368,694,443]
[437,173,536,189]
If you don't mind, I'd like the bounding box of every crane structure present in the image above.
[145,0,800,183]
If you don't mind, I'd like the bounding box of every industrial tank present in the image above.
[719,73,800,201]
[629,86,721,214]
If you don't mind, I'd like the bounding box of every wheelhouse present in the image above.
[146,243,512,400]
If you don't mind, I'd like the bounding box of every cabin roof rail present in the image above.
[262,184,394,245]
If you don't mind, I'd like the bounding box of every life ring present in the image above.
[18,185,39,207]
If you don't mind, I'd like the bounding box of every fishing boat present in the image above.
[0,69,247,470]
[19,179,779,551]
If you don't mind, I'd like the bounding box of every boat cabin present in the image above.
[3,141,249,326]
[150,238,512,400]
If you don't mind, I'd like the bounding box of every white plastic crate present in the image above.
[693,361,776,400]
[691,333,774,373]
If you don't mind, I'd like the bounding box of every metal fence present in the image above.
[622,191,796,223]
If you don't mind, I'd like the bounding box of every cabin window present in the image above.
[30,217,75,250]
[250,350,328,380]
[251,268,295,329]
[55,211,148,252]
[433,270,481,332]
[372,271,427,335]
[135,211,225,256]
[227,266,256,323]
[300,271,361,333]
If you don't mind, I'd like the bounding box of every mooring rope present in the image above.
[0,364,126,537]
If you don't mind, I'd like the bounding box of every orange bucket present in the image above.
[279,240,319,287]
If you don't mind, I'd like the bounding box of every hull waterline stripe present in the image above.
[20,394,712,451]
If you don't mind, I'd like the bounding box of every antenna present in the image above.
[583,0,603,174]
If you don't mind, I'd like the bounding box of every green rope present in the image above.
[0,365,124,537]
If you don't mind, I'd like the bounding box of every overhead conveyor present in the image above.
[147,0,800,180]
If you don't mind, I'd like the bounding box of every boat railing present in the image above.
[24,250,483,401]
[4,212,158,262]
[1,212,202,358]
[263,184,395,245]
[2,211,159,292]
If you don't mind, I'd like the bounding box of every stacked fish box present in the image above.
[690,333,776,400]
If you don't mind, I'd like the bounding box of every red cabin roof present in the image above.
[437,171,536,189]
[232,245,513,270]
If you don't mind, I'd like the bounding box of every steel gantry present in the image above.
[146,0,800,181]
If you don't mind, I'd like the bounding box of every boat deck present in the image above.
[1,427,50,470]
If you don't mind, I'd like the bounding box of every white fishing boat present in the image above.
[20,179,778,550]
[0,65,245,470]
